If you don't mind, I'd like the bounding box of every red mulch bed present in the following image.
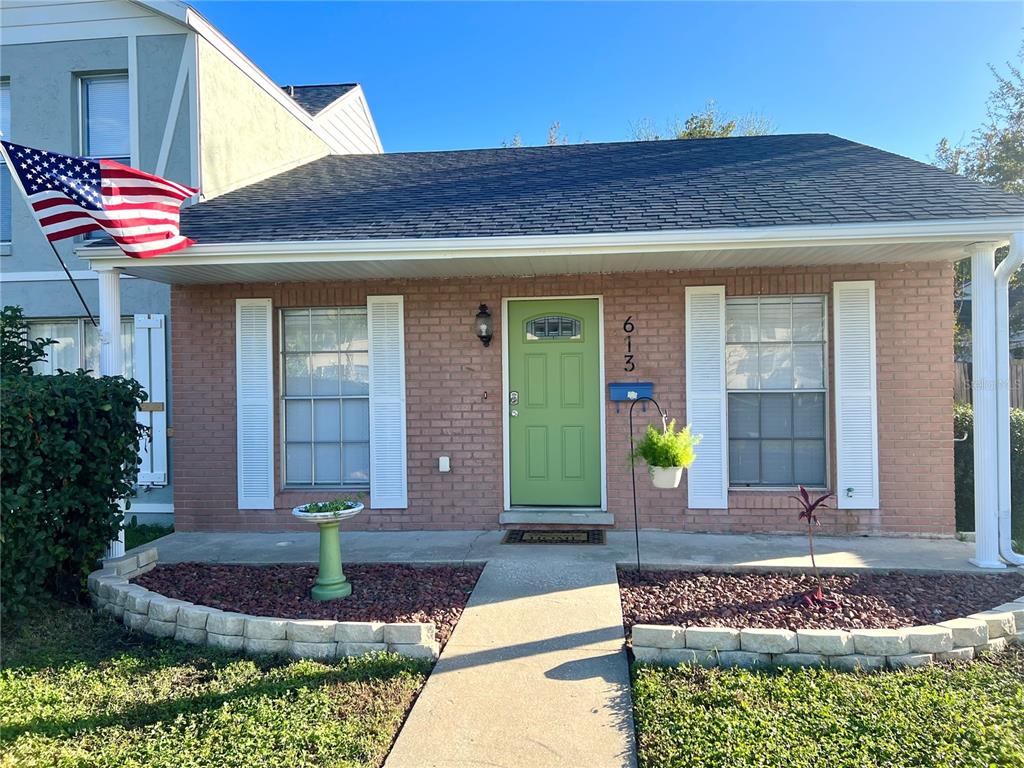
[619,569,1024,632]
[136,563,482,646]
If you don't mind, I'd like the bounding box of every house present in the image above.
[79,133,1024,570]
[0,0,381,528]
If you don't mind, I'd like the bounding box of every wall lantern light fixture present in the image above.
[475,304,493,347]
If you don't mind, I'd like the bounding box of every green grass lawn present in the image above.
[633,650,1024,768]
[1,604,429,768]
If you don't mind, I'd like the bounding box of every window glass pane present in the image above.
[761,440,793,484]
[285,400,312,442]
[313,399,340,442]
[793,392,826,438]
[794,440,826,486]
[0,82,9,135]
[760,394,793,438]
[82,318,134,377]
[338,311,368,350]
[729,440,760,484]
[285,444,312,484]
[728,393,759,438]
[793,299,825,341]
[339,352,369,396]
[0,164,10,243]
[84,76,130,158]
[283,310,310,352]
[758,298,791,342]
[726,298,758,343]
[758,344,792,389]
[314,443,342,484]
[342,399,370,442]
[32,321,80,373]
[310,353,340,396]
[793,344,824,389]
[343,443,370,483]
[284,354,311,396]
[310,309,339,351]
[726,344,758,389]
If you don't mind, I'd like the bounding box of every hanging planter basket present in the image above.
[649,466,684,489]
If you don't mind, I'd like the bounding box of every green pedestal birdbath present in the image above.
[291,499,364,601]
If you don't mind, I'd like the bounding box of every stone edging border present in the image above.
[631,600,1024,672]
[88,549,440,661]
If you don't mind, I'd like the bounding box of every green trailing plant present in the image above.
[303,496,365,515]
[791,485,834,605]
[631,419,700,469]
[1,307,148,617]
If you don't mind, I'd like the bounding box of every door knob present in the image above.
[511,409,519,417]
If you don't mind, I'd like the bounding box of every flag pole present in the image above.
[0,137,97,326]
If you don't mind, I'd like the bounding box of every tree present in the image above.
[503,121,573,148]
[934,43,1024,358]
[630,100,774,141]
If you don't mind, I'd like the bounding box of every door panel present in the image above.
[508,298,601,506]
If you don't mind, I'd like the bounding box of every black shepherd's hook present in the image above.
[628,395,668,572]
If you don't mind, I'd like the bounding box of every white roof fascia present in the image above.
[79,216,1021,267]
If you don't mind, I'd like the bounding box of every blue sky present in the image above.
[192,1,1022,162]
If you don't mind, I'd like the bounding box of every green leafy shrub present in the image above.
[632,419,700,469]
[954,402,1024,544]
[1,310,147,617]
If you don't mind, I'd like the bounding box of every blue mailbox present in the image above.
[608,382,654,412]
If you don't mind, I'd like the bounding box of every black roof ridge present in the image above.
[281,82,360,89]
[335,132,842,160]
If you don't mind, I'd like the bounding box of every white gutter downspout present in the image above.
[995,231,1024,567]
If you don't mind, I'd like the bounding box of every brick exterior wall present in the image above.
[170,262,954,535]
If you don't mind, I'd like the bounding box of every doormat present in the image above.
[502,529,607,545]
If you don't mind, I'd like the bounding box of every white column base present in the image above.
[968,557,1007,570]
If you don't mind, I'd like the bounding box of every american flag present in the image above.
[0,140,198,258]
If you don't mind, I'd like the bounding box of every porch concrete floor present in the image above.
[130,529,987,572]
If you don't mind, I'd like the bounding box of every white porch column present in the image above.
[98,268,126,559]
[995,232,1024,566]
[968,242,1005,569]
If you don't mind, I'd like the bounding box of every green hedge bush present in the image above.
[1,309,147,617]
[954,402,1024,541]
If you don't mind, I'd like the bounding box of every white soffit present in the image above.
[86,239,976,285]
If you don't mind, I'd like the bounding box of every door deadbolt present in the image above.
[509,391,519,405]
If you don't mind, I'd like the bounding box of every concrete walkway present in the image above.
[134,529,987,572]
[384,558,636,768]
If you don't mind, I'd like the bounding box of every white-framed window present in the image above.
[281,308,370,487]
[80,74,130,164]
[28,317,134,377]
[1,80,11,244]
[725,295,828,488]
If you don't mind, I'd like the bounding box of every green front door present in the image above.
[508,298,602,507]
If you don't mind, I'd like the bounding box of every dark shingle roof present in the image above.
[180,134,1024,244]
[281,83,357,115]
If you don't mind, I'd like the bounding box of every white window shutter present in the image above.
[685,286,728,508]
[236,299,275,510]
[367,295,408,509]
[133,314,167,485]
[833,281,880,509]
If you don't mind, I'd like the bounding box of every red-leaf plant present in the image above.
[791,485,836,606]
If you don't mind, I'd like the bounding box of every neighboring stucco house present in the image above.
[0,0,381,525]
[80,134,1024,569]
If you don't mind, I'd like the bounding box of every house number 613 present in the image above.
[623,316,636,372]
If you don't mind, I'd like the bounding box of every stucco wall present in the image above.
[170,262,955,536]
[196,36,330,199]
[1,34,192,273]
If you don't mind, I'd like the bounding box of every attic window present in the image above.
[526,316,582,341]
